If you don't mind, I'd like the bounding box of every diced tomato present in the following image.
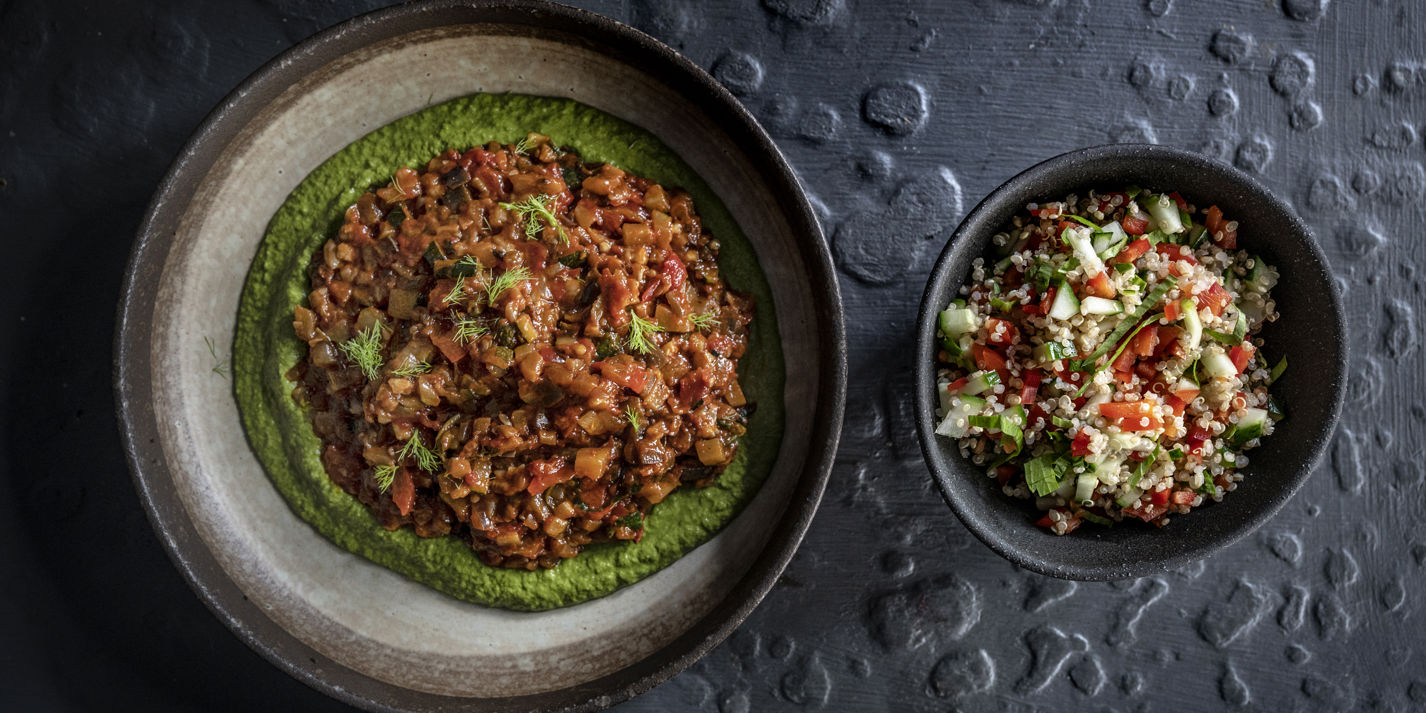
[1229,343,1255,373]
[1185,425,1211,454]
[985,317,1019,346]
[1112,238,1152,265]
[1128,501,1169,522]
[595,359,649,393]
[971,344,1010,385]
[1096,192,1128,214]
[1122,215,1149,235]
[1038,286,1057,314]
[1130,327,1160,356]
[1031,206,1059,219]
[947,377,968,394]
[1112,348,1137,373]
[1205,205,1238,249]
[1173,387,1201,403]
[678,372,709,407]
[1113,369,1136,385]
[1153,326,1182,357]
[1054,363,1087,388]
[1155,243,1197,265]
[1027,404,1050,431]
[1150,488,1170,506]
[390,467,415,516]
[1168,191,1188,211]
[1170,489,1197,506]
[1199,283,1231,316]
[1035,513,1053,528]
[526,456,571,495]
[1134,359,1159,380]
[996,465,1018,487]
[431,333,467,364]
[1165,394,1188,417]
[1163,299,1181,322]
[1020,369,1043,405]
[1071,431,1094,457]
[660,253,687,293]
[1084,271,1116,298]
[1056,219,1077,235]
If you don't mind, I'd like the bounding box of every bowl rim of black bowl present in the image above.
[111,1,847,710]
[914,143,1345,582]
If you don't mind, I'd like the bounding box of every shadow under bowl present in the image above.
[915,143,1345,581]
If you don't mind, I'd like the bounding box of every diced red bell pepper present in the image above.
[1071,431,1094,457]
[1153,326,1182,357]
[1165,394,1188,417]
[1205,205,1238,249]
[947,377,969,394]
[1112,238,1152,265]
[997,465,1018,487]
[1170,489,1197,506]
[1164,299,1181,322]
[1150,488,1170,506]
[1130,327,1160,356]
[389,467,415,516]
[1155,243,1197,265]
[1168,191,1188,211]
[972,344,1010,385]
[1084,271,1116,298]
[1229,343,1256,373]
[526,456,571,495]
[985,317,1019,347]
[1127,501,1169,522]
[1020,369,1043,405]
[595,359,649,393]
[431,333,467,364]
[1135,359,1160,380]
[1199,283,1231,316]
[1112,348,1137,373]
[660,253,686,293]
[1186,425,1211,454]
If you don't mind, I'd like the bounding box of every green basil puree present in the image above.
[234,93,783,611]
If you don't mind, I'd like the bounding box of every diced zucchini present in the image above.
[1048,280,1080,320]
[1147,194,1185,234]
[1075,473,1098,505]
[1181,298,1202,351]
[961,370,1001,396]
[1080,296,1124,315]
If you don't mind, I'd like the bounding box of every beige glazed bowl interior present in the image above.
[116,4,842,710]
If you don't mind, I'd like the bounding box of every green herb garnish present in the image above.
[453,315,489,345]
[373,465,397,493]
[203,335,228,378]
[485,266,532,304]
[1269,355,1287,385]
[391,360,431,378]
[626,404,641,435]
[338,323,386,381]
[1025,454,1068,497]
[558,251,588,269]
[499,194,568,244]
[398,434,442,473]
[444,274,469,305]
[626,310,664,354]
[688,312,720,331]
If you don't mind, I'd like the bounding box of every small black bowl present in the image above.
[914,144,1345,581]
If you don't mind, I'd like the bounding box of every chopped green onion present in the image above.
[1113,262,1134,273]
[1126,185,1143,199]
[1046,341,1077,360]
[1074,277,1178,368]
[1167,447,1185,460]
[1269,356,1287,384]
[1051,415,1076,429]
[990,297,1016,313]
[1079,510,1113,527]
[1065,214,1099,229]
[968,414,1000,430]
[1126,446,1160,489]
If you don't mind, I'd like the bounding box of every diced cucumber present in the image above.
[1229,408,1268,447]
[1075,473,1098,505]
[1187,224,1209,248]
[1181,298,1203,351]
[1080,296,1124,315]
[1106,431,1142,451]
[961,370,1001,396]
[1064,227,1107,277]
[1244,255,1279,294]
[1201,347,1238,379]
[1034,341,1078,363]
[1092,221,1128,258]
[1048,280,1080,320]
[939,307,978,339]
[1116,486,1144,508]
[1096,455,1126,484]
[1147,194,1185,234]
[935,395,987,438]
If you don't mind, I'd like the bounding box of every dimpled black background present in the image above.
[1,0,1423,711]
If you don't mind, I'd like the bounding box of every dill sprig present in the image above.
[485,266,532,304]
[453,315,489,344]
[338,323,386,381]
[391,360,431,378]
[373,464,397,492]
[625,310,664,355]
[687,312,720,331]
[499,194,568,244]
[512,136,532,154]
[203,335,229,378]
[444,274,469,305]
[398,433,442,473]
[626,404,641,435]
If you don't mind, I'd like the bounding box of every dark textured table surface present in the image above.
[3,0,1424,711]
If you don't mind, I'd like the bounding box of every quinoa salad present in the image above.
[933,187,1288,534]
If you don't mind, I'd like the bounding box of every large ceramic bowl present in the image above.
[113,1,845,710]
[915,144,1344,581]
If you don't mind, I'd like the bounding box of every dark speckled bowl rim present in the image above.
[914,143,1344,581]
[112,1,846,711]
